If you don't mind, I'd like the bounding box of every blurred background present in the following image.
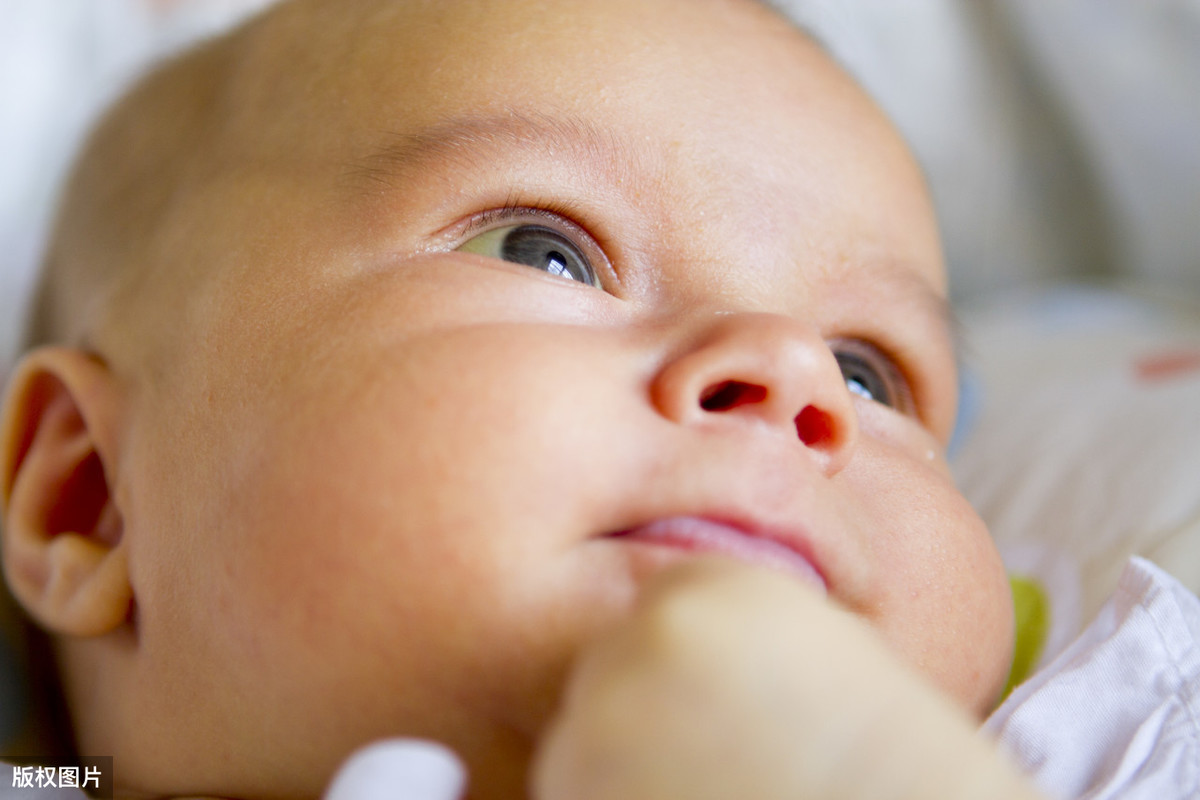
[777,0,1200,301]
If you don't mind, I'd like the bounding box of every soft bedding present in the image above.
[955,285,1200,671]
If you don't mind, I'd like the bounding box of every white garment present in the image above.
[986,557,1200,799]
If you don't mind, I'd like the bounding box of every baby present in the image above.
[0,0,1037,797]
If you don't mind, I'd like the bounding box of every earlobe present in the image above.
[1,347,132,637]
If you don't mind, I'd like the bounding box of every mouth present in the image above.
[606,516,827,593]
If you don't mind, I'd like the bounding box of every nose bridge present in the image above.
[651,311,858,475]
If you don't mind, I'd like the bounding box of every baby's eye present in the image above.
[457,223,599,287]
[832,340,912,412]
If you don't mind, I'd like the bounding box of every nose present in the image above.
[650,312,858,476]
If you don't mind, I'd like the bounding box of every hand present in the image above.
[533,558,1044,800]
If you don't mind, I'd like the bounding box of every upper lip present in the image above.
[593,430,850,599]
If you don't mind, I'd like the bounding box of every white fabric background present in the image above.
[775,0,1200,299]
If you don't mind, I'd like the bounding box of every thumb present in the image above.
[324,740,467,800]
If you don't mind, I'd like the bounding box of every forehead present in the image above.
[210,0,943,298]
[233,0,828,142]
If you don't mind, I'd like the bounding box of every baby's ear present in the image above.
[1,347,131,637]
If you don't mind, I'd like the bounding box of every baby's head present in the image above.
[0,0,1013,796]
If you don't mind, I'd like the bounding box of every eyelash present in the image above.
[463,198,589,235]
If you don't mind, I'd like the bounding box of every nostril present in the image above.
[699,380,768,412]
[795,404,836,448]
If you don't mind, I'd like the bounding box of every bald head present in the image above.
[28,0,826,357]
[28,30,232,350]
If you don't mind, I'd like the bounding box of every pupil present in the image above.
[499,224,594,285]
[837,352,891,407]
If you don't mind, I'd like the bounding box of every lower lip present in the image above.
[609,517,826,593]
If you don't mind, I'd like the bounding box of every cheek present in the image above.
[918,508,1013,715]
[849,459,1014,716]
[138,326,646,736]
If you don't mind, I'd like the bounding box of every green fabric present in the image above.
[1002,574,1050,700]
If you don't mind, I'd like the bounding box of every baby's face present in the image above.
[81,0,1012,795]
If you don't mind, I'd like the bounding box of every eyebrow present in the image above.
[345,110,652,192]
[898,268,962,355]
[845,257,964,364]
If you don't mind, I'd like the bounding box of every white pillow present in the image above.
[953,284,1200,671]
